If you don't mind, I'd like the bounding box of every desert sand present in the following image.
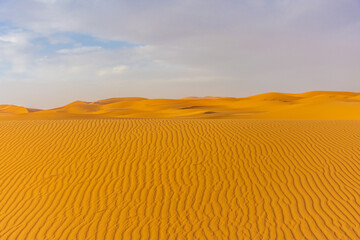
[1,92,360,239]
[2,91,360,119]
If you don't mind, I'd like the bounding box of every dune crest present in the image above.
[0,105,28,115]
[1,91,360,119]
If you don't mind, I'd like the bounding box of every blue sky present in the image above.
[32,32,142,55]
[0,0,359,108]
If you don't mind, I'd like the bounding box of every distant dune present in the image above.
[1,119,360,239]
[2,91,360,119]
[1,92,360,239]
[0,104,29,115]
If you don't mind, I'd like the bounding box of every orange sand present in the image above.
[2,91,360,119]
[1,92,360,239]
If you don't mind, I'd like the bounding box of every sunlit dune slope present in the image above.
[2,91,360,119]
[1,119,360,239]
[0,105,29,115]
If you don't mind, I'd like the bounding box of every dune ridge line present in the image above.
[1,91,360,119]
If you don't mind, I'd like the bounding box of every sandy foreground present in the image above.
[0,119,359,239]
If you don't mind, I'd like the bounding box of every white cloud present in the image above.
[57,46,102,54]
[34,0,58,4]
[0,29,37,73]
[97,65,128,77]
[0,0,359,108]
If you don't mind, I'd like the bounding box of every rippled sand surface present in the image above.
[1,119,360,239]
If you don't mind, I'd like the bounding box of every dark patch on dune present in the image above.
[204,111,216,114]
[180,106,205,110]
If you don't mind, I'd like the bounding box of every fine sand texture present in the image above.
[0,119,360,239]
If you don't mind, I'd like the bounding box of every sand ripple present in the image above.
[0,119,359,239]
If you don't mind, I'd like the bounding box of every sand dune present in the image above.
[0,105,29,115]
[0,119,360,239]
[2,91,360,119]
[1,92,360,239]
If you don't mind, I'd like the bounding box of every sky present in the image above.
[0,0,359,109]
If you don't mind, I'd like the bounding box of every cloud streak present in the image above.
[0,0,359,108]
